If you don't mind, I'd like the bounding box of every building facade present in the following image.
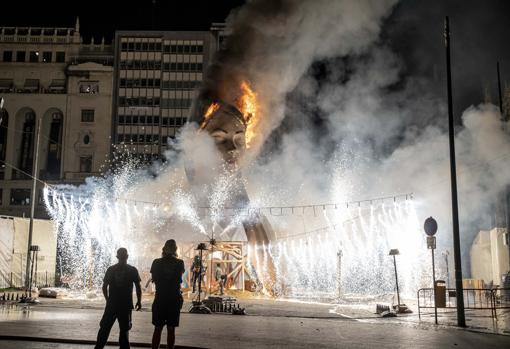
[470,227,509,286]
[0,22,226,218]
[0,19,114,218]
[112,29,221,161]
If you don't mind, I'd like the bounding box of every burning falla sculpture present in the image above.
[188,82,278,296]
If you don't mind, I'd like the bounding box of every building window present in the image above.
[42,51,52,63]
[83,135,90,145]
[3,51,13,62]
[121,42,128,51]
[79,156,92,173]
[29,51,39,62]
[16,51,26,62]
[56,52,65,63]
[79,81,99,94]
[81,109,95,122]
[38,189,45,205]
[10,189,31,206]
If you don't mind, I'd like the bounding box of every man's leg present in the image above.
[94,306,116,349]
[191,273,197,292]
[118,310,132,349]
[152,325,164,349]
[166,325,176,349]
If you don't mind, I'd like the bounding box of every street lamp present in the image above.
[389,249,401,309]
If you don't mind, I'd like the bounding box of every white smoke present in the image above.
[44,0,510,292]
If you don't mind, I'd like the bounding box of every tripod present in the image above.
[189,243,211,314]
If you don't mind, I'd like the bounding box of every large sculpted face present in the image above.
[203,107,246,170]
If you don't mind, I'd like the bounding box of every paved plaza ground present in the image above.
[0,295,509,348]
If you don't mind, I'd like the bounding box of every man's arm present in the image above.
[134,268,142,311]
[102,267,110,301]
[135,280,142,311]
[102,282,108,301]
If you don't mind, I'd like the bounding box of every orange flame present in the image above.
[200,102,220,129]
[237,81,259,147]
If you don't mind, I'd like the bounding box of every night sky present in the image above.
[3,0,510,116]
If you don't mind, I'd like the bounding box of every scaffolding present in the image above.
[181,241,250,294]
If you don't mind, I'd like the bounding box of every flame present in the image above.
[200,102,220,129]
[200,81,260,148]
[237,81,259,147]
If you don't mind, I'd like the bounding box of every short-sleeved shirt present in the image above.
[103,263,141,310]
[215,267,223,281]
[150,256,185,302]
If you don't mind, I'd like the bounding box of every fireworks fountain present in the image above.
[41,0,510,303]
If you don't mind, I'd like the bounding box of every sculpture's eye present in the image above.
[213,135,225,144]
[233,133,246,148]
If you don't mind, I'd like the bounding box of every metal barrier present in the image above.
[492,287,510,317]
[418,288,497,320]
[0,271,55,289]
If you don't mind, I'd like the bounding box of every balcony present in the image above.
[0,79,67,94]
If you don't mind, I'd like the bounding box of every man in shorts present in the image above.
[95,248,142,349]
[150,239,185,349]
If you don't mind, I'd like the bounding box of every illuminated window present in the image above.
[42,51,52,63]
[10,189,30,206]
[79,81,99,94]
[29,51,39,62]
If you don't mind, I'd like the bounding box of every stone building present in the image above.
[0,19,114,218]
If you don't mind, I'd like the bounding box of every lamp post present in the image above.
[25,118,41,289]
[444,16,466,327]
[389,249,400,309]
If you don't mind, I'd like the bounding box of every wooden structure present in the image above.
[180,241,250,294]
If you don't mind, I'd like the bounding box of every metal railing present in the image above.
[0,271,55,289]
[417,287,510,320]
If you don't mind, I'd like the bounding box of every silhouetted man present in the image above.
[190,255,202,293]
[151,239,185,349]
[95,248,142,349]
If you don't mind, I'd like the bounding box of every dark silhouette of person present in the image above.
[190,255,203,293]
[150,239,185,349]
[95,248,142,349]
